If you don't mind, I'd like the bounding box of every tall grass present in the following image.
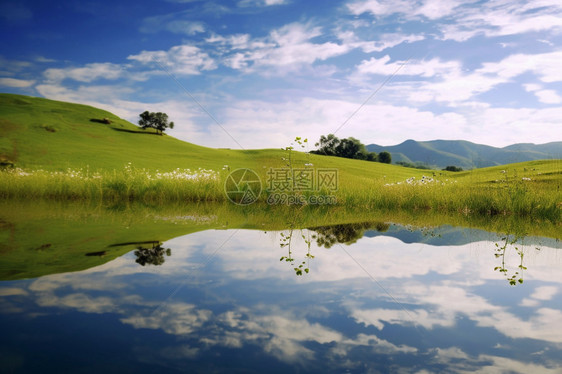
[0,164,225,203]
[332,171,561,221]
[1,163,560,221]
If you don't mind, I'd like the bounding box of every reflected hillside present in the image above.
[0,200,560,280]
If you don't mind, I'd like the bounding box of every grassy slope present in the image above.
[0,93,430,182]
[0,93,246,172]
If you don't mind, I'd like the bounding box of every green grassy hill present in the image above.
[0,93,248,172]
[0,93,432,182]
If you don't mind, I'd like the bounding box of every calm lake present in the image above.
[1,202,561,373]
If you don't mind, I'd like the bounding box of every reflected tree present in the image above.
[309,221,390,249]
[278,221,391,276]
[134,242,172,266]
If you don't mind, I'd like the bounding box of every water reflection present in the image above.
[108,240,173,267]
[310,221,390,248]
[1,204,561,373]
[134,243,172,267]
[279,229,314,275]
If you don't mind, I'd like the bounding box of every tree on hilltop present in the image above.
[138,111,174,135]
[312,134,378,161]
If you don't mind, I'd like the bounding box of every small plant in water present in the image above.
[493,236,526,286]
[279,223,314,276]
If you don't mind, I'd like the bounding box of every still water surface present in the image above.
[1,220,561,373]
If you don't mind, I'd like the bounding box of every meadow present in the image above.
[1,159,560,222]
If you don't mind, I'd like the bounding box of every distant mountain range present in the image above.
[366,140,562,169]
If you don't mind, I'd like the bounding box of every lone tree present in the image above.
[138,111,174,135]
[377,151,392,164]
[443,165,463,172]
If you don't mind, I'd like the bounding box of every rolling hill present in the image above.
[1,93,560,191]
[0,93,247,171]
[0,93,432,183]
[367,139,562,169]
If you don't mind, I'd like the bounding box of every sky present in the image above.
[1,0,562,149]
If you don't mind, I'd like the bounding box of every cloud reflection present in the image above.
[1,227,561,372]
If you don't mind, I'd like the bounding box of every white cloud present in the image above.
[401,72,506,104]
[336,333,417,355]
[128,45,216,75]
[256,23,349,66]
[416,0,467,19]
[348,0,473,19]
[35,83,134,105]
[35,56,56,63]
[140,13,205,35]
[165,20,205,35]
[431,347,562,373]
[347,0,415,17]
[520,298,540,307]
[352,51,562,108]
[0,288,28,296]
[468,106,562,145]
[520,286,559,306]
[0,77,35,88]
[336,31,424,53]
[355,55,460,77]
[349,0,562,41]
[468,354,562,374]
[206,33,270,51]
[238,0,289,6]
[530,286,559,301]
[438,0,562,41]
[207,23,350,74]
[0,56,33,76]
[534,90,562,104]
[43,63,125,83]
[122,302,212,335]
[352,307,455,330]
[36,292,124,314]
[477,51,562,83]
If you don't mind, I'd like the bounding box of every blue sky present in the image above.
[1,0,561,149]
